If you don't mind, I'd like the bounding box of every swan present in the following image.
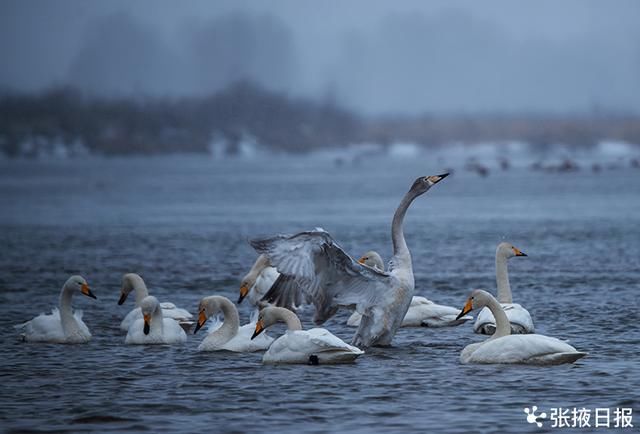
[251,174,449,348]
[474,243,534,335]
[118,273,193,332]
[15,275,97,344]
[456,289,586,364]
[346,251,472,328]
[237,255,281,306]
[124,296,187,345]
[251,307,364,364]
[194,295,274,352]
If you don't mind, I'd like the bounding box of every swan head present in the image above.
[251,306,285,339]
[66,275,96,299]
[456,289,493,320]
[409,173,449,195]
[118,273,144,305]
[139,295,160,335]
[497,242,527,259]
[357,251,385,271]
[237,276,254,304]
[194,295,224,334]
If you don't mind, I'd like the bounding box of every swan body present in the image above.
[474,303,534,334]
[474,242,534,335]
[252,307,364,364]
[458,290,586,365]
[347,296,472,328]
[16,275,97,344]
[118,273,193,332]
[194,295,273,352]
[346,252,472,328]
[252,174,449,348]
[125,296,187,345]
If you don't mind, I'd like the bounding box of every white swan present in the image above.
[125,296,187,345]
[346,251,472,328]
[252,174,449,348]
[118,273,193,332]
[194,295,274,352]
[457,289,586,364]
[251,307,364,364]
[237,255,281,306]
[15,275,97,344]
[474,243,534,334]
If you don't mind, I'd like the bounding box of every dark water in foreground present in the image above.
[0,155,638,433]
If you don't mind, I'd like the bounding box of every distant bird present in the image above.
[251,174,449,348]
[474,243,534,335]
[457,290,586,365]
[16,275,96,344]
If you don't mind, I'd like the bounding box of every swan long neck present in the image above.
[391,189,418,268]
[132,278,150,306]
[247,255,270,283]
[485,296,511,339]
[277,308,303,331]
[208,298,240,343]
[59,285,75,320]
[495,254,512,303]
[151,305,164,332]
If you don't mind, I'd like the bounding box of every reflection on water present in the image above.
[0,155,638,433]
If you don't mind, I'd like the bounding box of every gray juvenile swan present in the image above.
[250,174,449,348]
[474,242,534,335]
[347,251,472,328]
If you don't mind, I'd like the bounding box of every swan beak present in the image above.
[357,257,366,264]
[456,298,474,320]
[143,313,151,335]
[429,173,449,184]
[117,291,128,305]
[237,284,249,304]
[513,247,527,257]
[251,320,265,340]
[81,283,97,299]
[194,310,207,334]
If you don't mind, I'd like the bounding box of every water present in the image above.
[0,155,639,433]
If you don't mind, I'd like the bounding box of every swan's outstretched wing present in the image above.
[250,230,392,324]
[262,274,305,310]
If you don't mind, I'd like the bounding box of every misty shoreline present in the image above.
[1,81,639,160]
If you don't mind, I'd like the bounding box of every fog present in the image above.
[1,0,639,115]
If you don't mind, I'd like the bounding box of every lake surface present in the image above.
[0,154,638,433]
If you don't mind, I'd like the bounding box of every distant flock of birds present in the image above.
[16,174,587,365]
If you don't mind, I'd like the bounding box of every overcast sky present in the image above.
[1,0,639,115]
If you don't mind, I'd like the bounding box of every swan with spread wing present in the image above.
[250,174,449,348]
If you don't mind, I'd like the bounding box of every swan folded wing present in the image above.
[251,230,392,321]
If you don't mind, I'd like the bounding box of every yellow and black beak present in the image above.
[143,313,151,335]
[513,247,527,257]
[456,298,474,320]
[357,257,366,265]
[251,320,265,340]
[81,283,97,299]
[117,291,128,305]
[237,284,249,304]
[429,172,450,184]
[194,310,207,334]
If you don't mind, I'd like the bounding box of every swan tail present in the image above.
[530,352,588,365]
